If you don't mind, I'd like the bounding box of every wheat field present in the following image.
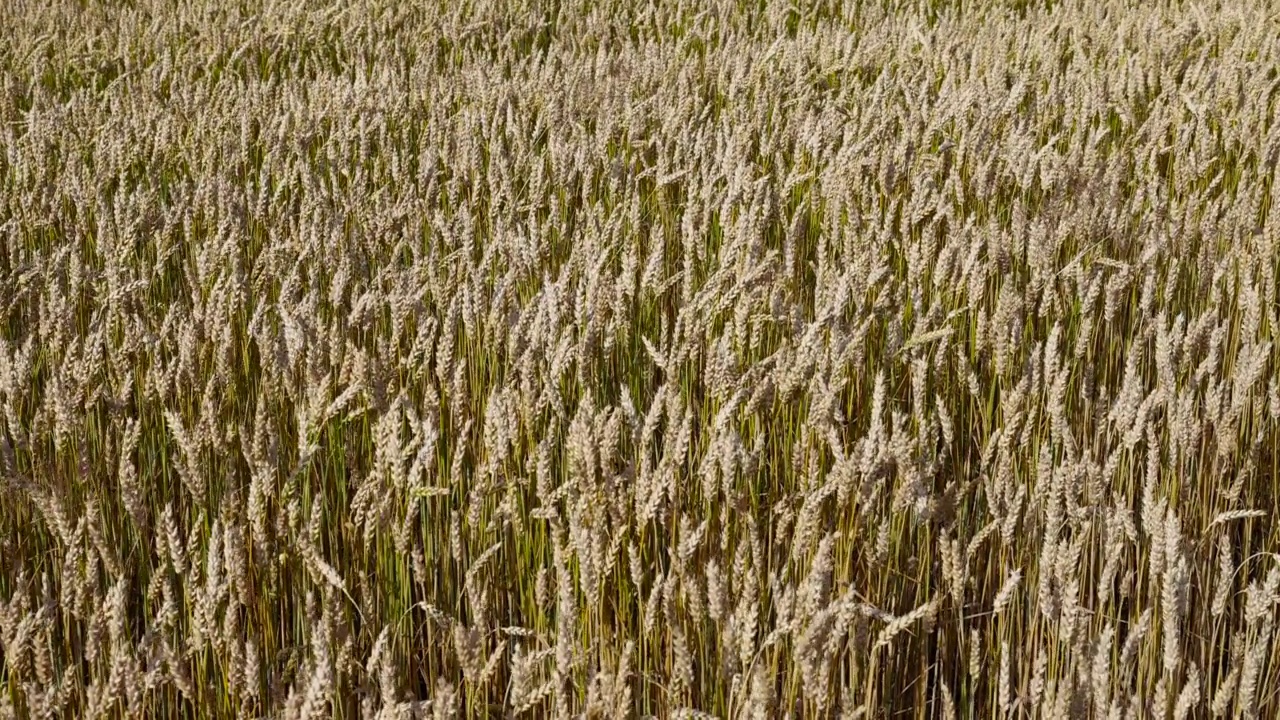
[1,0,1279,717]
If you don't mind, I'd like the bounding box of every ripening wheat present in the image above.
[2,0,1279,718]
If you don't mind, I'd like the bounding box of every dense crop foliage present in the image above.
[2,0,1280,717]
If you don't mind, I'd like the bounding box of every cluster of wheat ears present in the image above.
[1,0,1279,717]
